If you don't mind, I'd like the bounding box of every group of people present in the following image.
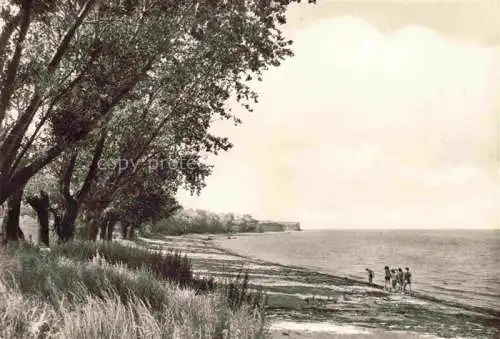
[365,266,412,293]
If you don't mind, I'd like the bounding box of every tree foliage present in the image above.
[0,0,316,242]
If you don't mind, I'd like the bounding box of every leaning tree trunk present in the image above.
[26,190,50,246]
[1,188,25,244]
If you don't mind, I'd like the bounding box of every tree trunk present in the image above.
[99,220,107,240]
[151,217,157,233]
[121,221,129,239]
[106,218,116,241]
[49,206,62,243]
[87,217,100,241]
[1,188,24,244]
[126,223,135,240]
[101,212,118,241]
[17,225,25,240]
[26,190,50,246]
[59,197,79,242]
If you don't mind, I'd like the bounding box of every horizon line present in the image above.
[299,228,498,231]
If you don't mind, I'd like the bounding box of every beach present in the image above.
[215,230,500,312]
[134,232,500,339]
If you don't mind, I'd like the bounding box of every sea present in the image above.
[220,229,500,312]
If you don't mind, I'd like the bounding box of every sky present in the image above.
[178,0,500,230]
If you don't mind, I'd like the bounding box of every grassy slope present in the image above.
[0,239,268,339]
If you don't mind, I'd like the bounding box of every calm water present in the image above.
[221,229,500,311]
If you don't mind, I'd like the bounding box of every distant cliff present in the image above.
[257,220,301,232]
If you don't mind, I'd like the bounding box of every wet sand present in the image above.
[135,234,500,338]
[269,320,464,339]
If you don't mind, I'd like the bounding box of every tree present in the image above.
[115,193,181,240]
[23,165,60,244]
[48,127,107,241]
[1,186,24,244]
[1,0,191,203]
[222,212,236,233]
[55,1,309,241]
[0,0,316,242]
[25,190,50,246]
[0,0,195,241]
[95,152,186,240]
[240,214,258,232]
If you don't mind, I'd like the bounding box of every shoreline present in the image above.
[210,234,387,289]
[136,233,500,338]
[210,232,500,320]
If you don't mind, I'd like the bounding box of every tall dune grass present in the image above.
[0,245,269,338]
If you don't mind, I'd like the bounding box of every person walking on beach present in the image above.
[390,269,398,292]
[366,268,374,284]
[403,267,412,292]
[397,268,404,293]
[384,266,391,291]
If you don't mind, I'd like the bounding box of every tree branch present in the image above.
[0,140,65,203]
[9,42,103,174]
[76,126,107,201]
[0,55,155,204]
[0,0,33,126]
[0,11,22,75]
[60,152,78,201]
[47,0,97,73]
[0,0,97,177]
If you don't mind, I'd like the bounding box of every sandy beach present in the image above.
[132,233,499,339]
[13,218,500,338]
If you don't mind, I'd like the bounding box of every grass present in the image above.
[49,241,197,286]
[0,242,269,339]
